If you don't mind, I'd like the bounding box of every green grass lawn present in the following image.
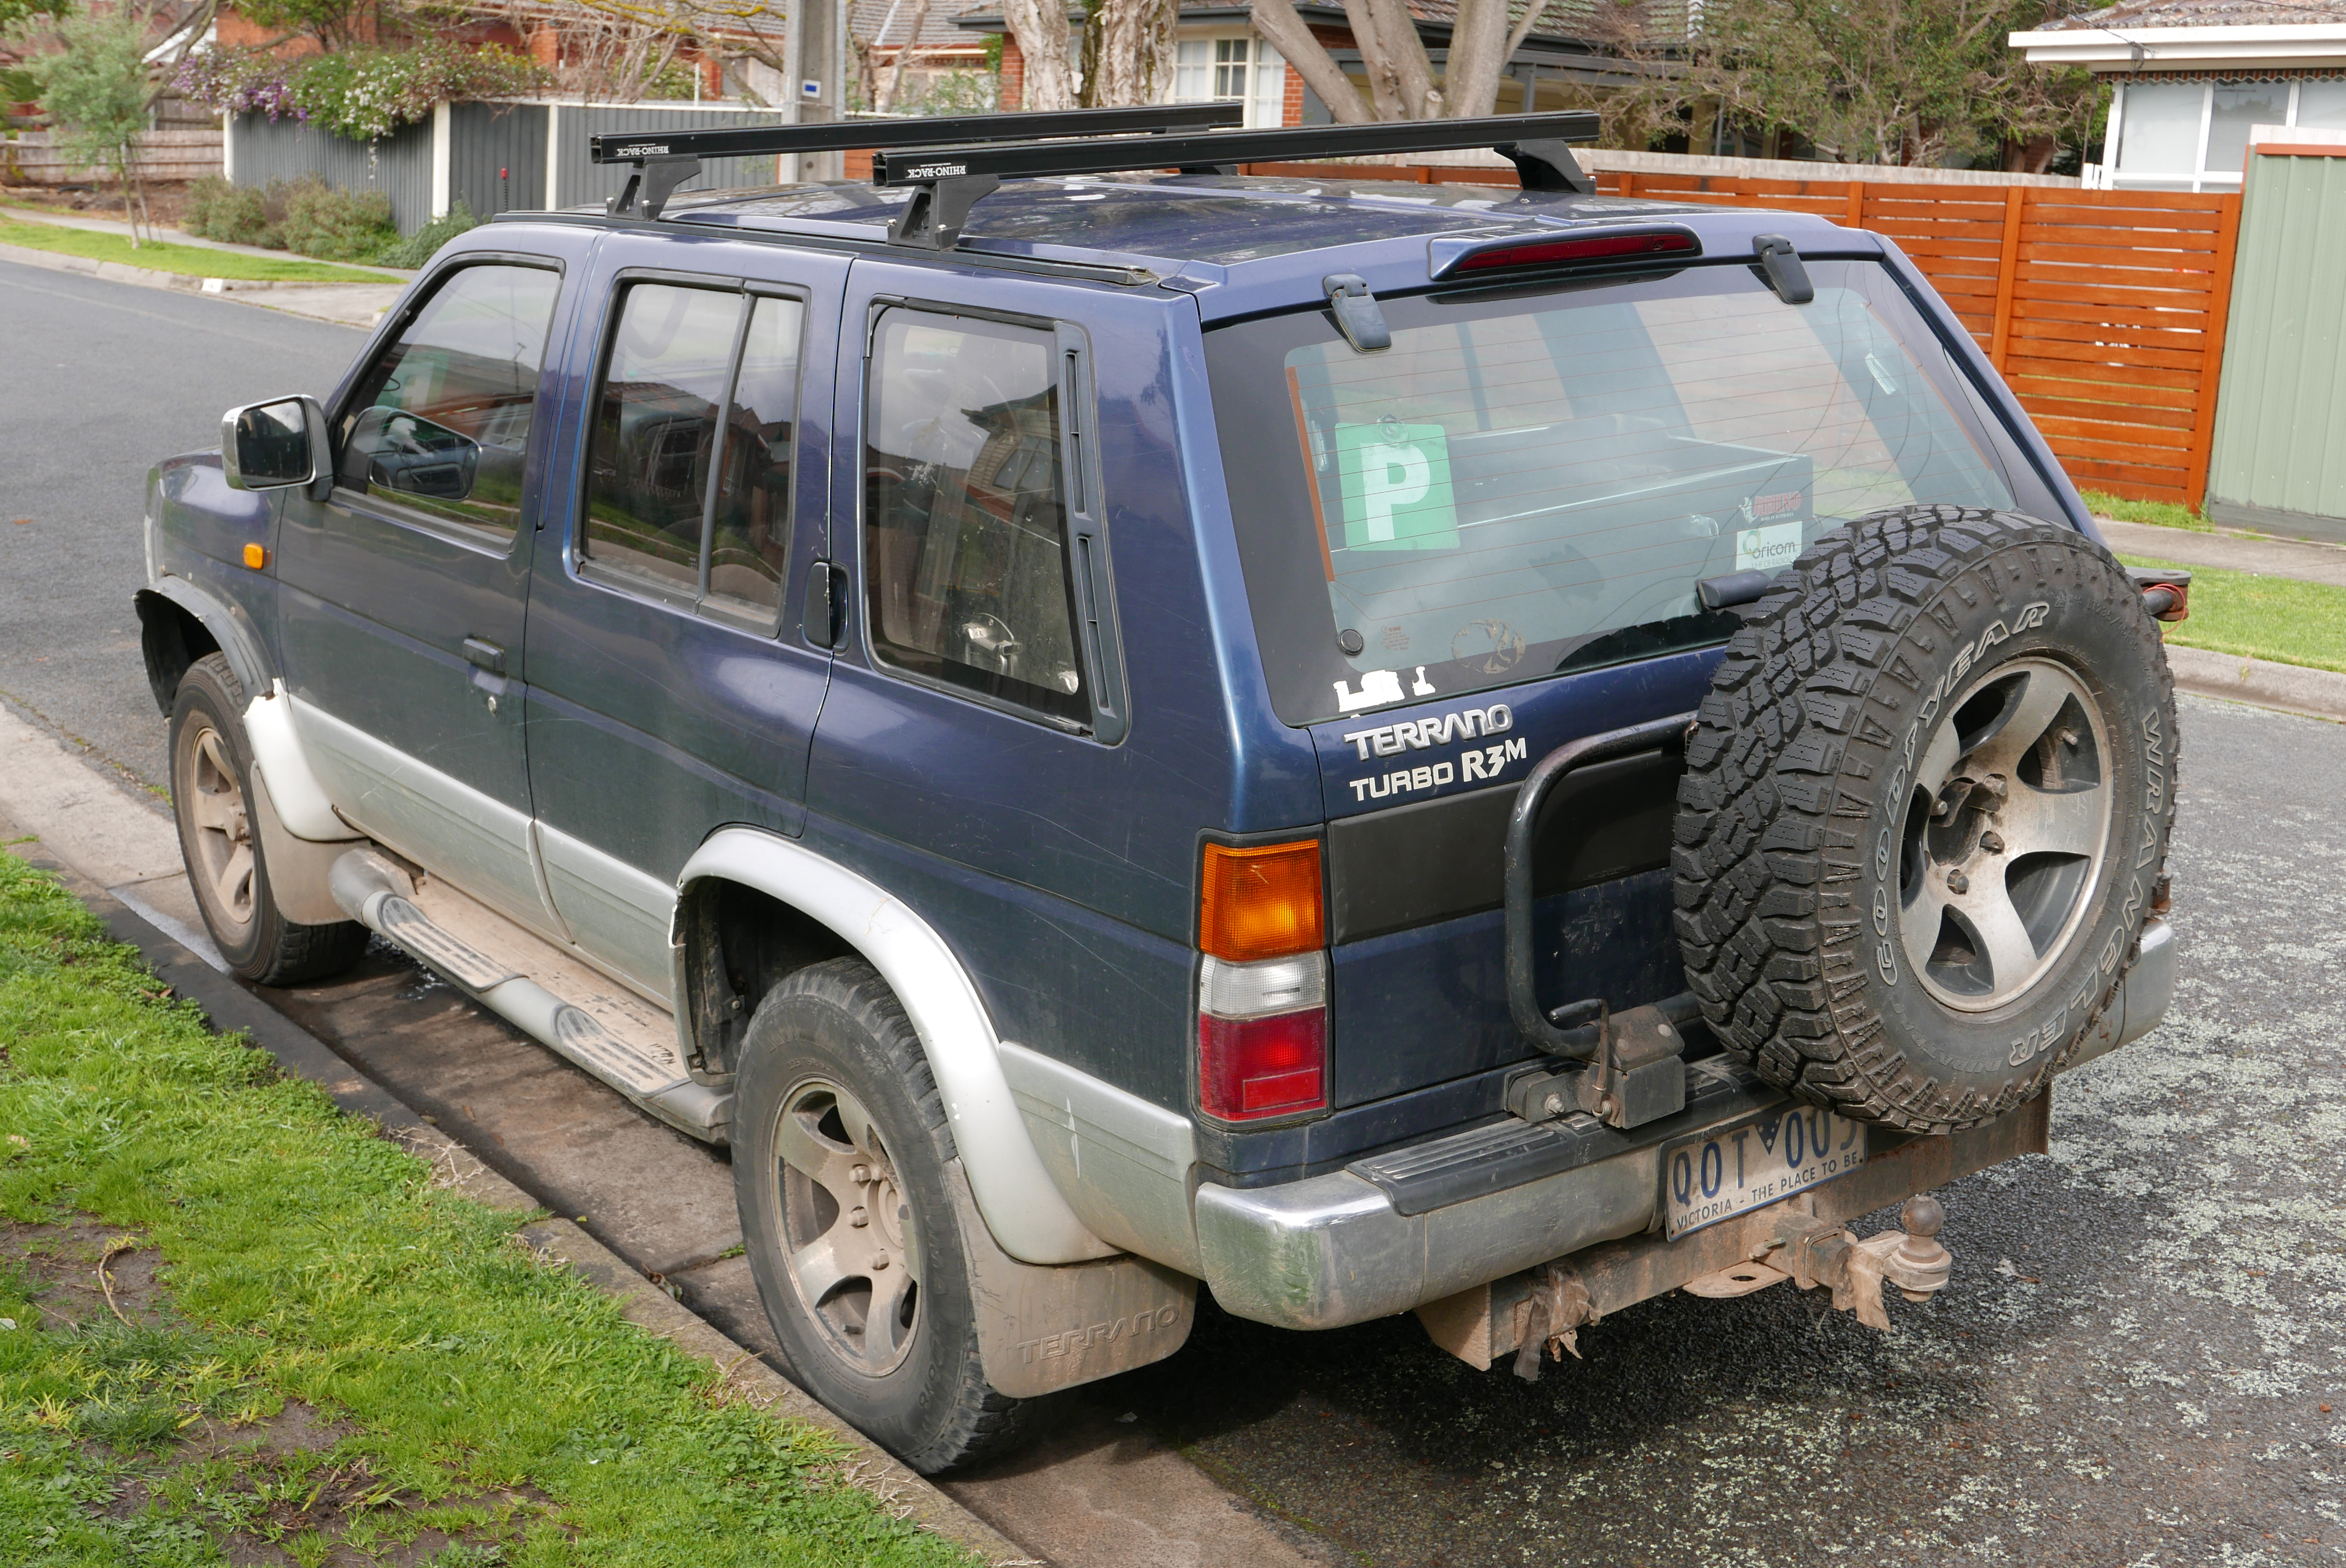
[0,217,396,284]
[0,850,978,1567]
[2080,488,2214,533]
[2121,553,2346,675]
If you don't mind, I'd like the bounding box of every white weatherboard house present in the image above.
[2013,0,2346,191]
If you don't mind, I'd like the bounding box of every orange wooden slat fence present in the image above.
[1242,163,2244,508]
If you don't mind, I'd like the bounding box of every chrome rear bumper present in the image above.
[1194,916,2175,1331]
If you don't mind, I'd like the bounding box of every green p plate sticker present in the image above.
[1336,423,1458,552]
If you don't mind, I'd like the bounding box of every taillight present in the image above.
[1197,839,1328,1122]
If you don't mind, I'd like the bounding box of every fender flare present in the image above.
[138,577,271,705]
[677,826,1117,1267]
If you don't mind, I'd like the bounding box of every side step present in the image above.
[328,850,730,1143]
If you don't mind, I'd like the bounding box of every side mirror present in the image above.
[221,395,328,492]
[346,406,481,503]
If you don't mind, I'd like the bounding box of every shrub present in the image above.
[271,175,395,262]
[372,201,478,269]
[182,174,270,245]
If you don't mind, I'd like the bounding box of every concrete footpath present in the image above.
[2097,516,2346,724]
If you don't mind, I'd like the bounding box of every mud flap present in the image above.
[943,1157,1196,1399]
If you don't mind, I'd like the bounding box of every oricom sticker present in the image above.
[1735,520,1803,573]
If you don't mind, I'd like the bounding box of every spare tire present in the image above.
[1673,506,2177,1134]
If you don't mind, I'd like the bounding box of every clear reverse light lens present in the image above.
[1198,953,1327,1020]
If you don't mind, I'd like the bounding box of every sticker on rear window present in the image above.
[1336,423,1457,552]
[1735,519,1803,573]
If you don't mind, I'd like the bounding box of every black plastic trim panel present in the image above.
[1345,1056,1780,1217]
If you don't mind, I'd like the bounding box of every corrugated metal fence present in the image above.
[227,113,436,231]
[226,100,790,234]
[2205,143,2346,541]
[1249,160,2243,509]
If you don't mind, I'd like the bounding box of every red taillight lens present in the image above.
[1198,1009,1327,1121]
[1445,228,1700,277]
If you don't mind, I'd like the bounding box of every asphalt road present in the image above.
[3,260,2338,1566]
[0,259,364,789]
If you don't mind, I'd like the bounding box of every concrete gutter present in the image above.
[0,708,1032,1566]
[2163,645,2346,724]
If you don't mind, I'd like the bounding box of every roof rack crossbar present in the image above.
[595,103,1247,218]
[867,113,1601,247]
[870,111,1600,188]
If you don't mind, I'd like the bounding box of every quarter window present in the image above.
[337,263,561,537]
[582,281,805,617]
[864,310,1087,724]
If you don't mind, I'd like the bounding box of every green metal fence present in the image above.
[2207,143,2346,541]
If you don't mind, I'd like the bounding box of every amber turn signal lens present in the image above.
[242,542,269,570]
[1199,841,1323,962]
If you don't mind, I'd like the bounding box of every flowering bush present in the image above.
[175,41,550,142]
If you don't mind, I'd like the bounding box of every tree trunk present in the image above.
[1000,0,1076,112]
[1440,0,1513,119]
[1081,0,1178,108]
[1249,0,1371,122]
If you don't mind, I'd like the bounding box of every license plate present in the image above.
[1661,1106,1867,1240]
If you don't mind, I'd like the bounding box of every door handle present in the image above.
[463,637,506,676]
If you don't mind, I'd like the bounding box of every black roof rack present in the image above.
[593,103,1244,220]
[872,111,1602,248]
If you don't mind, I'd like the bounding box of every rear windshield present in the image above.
[1205,259,2063,727]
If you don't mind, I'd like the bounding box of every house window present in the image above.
[2107,77,2345,191]
[1173,35,1288,128]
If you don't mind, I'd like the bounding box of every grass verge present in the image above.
[0,217,396,284]
[0,850,978,1567]
[2080,488,2213,533]
[2121,553,2346,675]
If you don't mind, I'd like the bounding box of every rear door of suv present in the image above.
[519,231,847,997]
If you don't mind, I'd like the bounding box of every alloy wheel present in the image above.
[183,720,258,940]
[772,1077,921,1377]
[1897,657,2114,1011]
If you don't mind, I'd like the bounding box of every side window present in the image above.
[337,263,562,537]
[864,310,1086,725]
[583,281,803,617]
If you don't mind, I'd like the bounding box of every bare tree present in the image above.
[872,0,932,111]
[1250,0,1565,121]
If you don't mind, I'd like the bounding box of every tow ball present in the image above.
[1683,1195,1954,1330]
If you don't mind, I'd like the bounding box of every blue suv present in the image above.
[138,108,2180,1471]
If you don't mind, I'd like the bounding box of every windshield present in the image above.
[1206,259,2061,726]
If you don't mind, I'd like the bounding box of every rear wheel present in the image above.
[733,957,1042,1472]
[1673,507,2177,1134]
[169,655,368,985]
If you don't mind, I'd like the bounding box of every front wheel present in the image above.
[733,957,1042,1472]
[169,654,368,986]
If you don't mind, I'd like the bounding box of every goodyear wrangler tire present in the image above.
[734,957,1043,1473]
[1673,507,2177,1134]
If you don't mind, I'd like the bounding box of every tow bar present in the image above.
[1682,1195,1953,1330]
